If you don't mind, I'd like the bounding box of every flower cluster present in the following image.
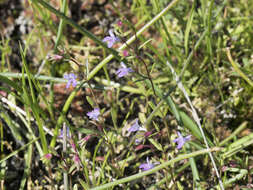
[103,30,133,78]
[60,25,194,177]
[64,73,77,89]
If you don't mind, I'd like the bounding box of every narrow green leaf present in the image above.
[148,138,163,151]
[184,2,195,55]
[179,111,214,146]
[0,138,39,164]
[0,75,22,92]
[0,112,23,142]
[222,133,253,158]
[19,143,33,190]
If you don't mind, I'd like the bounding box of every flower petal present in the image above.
[87,108,100,121]
[128,119,140,132]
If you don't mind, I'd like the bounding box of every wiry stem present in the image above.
[167,61,224,190]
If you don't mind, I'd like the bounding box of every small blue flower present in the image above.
[59,127,70,138]
[87,108,100,121]
[103,29,120,48]
[139,157,159,171]
[128,119,146,133]
[64,73,77,89]
[135,138,142,144]
[173,131,191,149]
[116,62,133,78]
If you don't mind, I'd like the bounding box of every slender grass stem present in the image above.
[226,48,253,87]
[167,62,225,190]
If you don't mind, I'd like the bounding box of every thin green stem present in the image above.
[50,0,68,123]
[0,72,142,94]
[219,121,248,146]
[179,29,208,79]
[167,61,224,190]
[63,123,69,190]
[0,138,39,164]
[226,48,253,87]
[50,80,87,147]
[54,0,67,51]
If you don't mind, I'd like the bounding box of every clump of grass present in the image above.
[0,0,253,189]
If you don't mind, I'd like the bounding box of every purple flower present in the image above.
[173,131,191,149]
[103,29,120,48]
[64,73,77,89]
[128,119,146,133]
[59,127,70,139]
[135,138,142,144]
[87,108,100,121]
[116,62,133,78]
[139,157,156,171]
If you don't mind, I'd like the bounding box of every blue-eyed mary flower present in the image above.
[116,62,133,78]
[64,73,77,89]
[135,138,142,144]
[128,119,146,133]
[139,157,159,171]
[87,108,100,121]
[173,131,191,149]
[59,127,70,139]
[103,29,120,48]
